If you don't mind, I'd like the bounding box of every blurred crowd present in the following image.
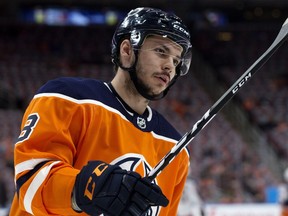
[0,22,287,212]
[194,24,288,167]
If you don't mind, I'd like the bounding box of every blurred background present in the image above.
[0,0,288,215]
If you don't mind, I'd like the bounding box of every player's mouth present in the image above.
[155,73,170,85]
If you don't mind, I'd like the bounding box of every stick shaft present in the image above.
[148,18,288,180]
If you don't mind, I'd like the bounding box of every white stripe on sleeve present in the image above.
[24,161,60,215]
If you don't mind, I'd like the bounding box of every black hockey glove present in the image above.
[73,160,169,216]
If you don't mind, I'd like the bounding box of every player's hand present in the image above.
[73,160,169,216]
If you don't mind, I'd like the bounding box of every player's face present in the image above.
[135,35,183,98]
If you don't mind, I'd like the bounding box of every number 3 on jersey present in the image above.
[17,113,40,143]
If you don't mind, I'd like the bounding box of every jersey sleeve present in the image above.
[13,93,87,215]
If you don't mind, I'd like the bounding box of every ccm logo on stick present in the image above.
[232,72,252,94]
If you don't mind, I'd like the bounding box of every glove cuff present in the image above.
[74,161,121,212]
[71,186,82,212]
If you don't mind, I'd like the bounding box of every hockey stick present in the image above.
[148,18,288,180]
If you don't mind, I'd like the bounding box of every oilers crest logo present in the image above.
[111,153,161,216]
[137,117,146,129]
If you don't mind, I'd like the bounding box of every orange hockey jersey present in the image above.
[10,77,190,216]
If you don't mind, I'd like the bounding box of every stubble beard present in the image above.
[128,67,164,100]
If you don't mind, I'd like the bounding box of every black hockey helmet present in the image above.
[111,7,192,100]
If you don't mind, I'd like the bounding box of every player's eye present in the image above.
[154,47,181,67]
[173,58,181,67]
[154,47,166,55]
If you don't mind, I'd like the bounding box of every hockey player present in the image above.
[9,7,192,216]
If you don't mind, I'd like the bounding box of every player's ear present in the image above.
[119,39,135,68]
